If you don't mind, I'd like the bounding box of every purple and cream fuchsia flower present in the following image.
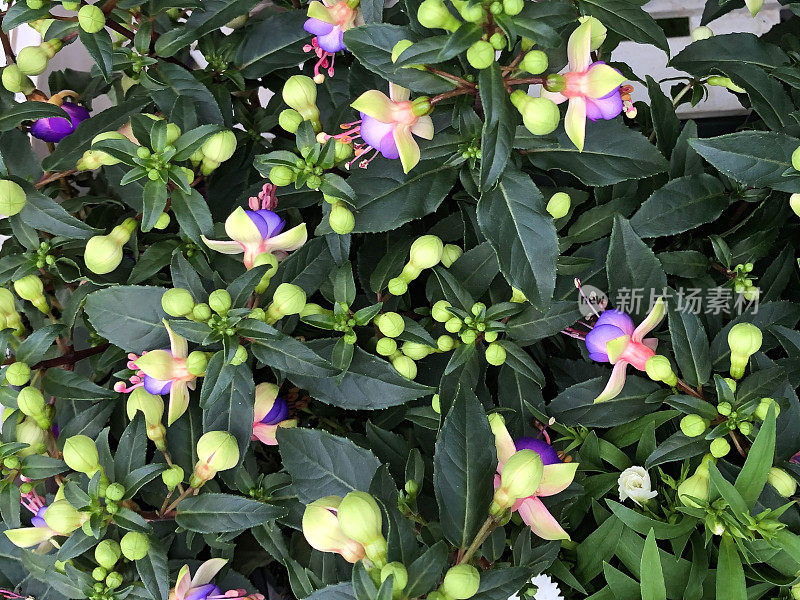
[114,321,196,425]
[251,383,297,445]
[326,83,433,172]
[171,558,265,600]
[489,414,578,541]
[540,20,627,151]
[31,101,89,143]
[582,298,666,403]
[4,488,58,550]
[201,190,307,270]
[303,0,362,82]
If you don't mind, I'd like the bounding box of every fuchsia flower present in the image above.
[5,488,58,550]
[202,184,306,270]
[489,415,578,541]
[324,83,433,172]
[114,321,196,425]
[171,559,264,600]
[541,20,628,151]
[303,0,362,82]
[251,383,297,445]
[582,298,666,403]
[30,102,89,143]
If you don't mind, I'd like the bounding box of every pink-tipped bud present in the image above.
[337,491,387,566]
[191,431,239,487]
[302,496,367,563]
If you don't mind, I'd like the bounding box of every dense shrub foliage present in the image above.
[1,0,800,598]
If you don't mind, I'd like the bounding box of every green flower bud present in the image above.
[201,131,236,164]
[192,303,212,322]
[485,343,506,366]
[409,235,444,269]
[502,0,523,15]
[92,567,107,581]
[1,65,35,95]
[387,278,408,296]
[40,40,62,59]
[440,565,480,600]
[484,331,498,343]
[16,46,49,76]
[510,287,527,303]
[162,464,184,490]
[738,421,752,435]
[402,341,432,360]
[268,283,307,320]
[510,91,560,136]
[432,393,441,413]
[282,75,321,130]
[376,337,398,356]
[381,562,408,593]
[186,351,208,377]
[329,202,355,235]
[392,355,417,380]
[546,192,571,219]
[710,437,730,458]
[119,531,149,560]
[84,218,137,275]
[644,355,677,386]
[192,431,239,486]
[691,26,713,41]
[706,76,745,93]
[153,213,171,229]
[105,571,123,589]
[727,323,762,379]
[13,275,43,302]
[391,39,415,62]
[519,50,548,75]
[466,40,495,70]
[230,345,248,365]
[17,387,47,425]
[431,300,452,322]
[417,0,460,31]
[375,312,405,338]
[253,252,279,294]
[78,4,105,33]
[63,434,101,476]
[94,539,122,568]
[793,583,800,600]
[717,401,732,417]
[334,140,353,162]
[208,289,232,316]
[755,397,779,420]
[489,32,505,50]
[44,499,87,535]
[104,482,125,502]
[768,467,797,498]
[279,109,304,133]
[451,0,483,22]
[460,329,477,344]
[492,449,542,515]
[15,418,46,456]
[440,244,463,268]
[444,316,462,333]
[5,362,31,386]
[680,414,708,438]
[577,15,607,50]
[337,491,387,565]
[793,146,800,172]
[437,335,455,352]
[161,288,195,317]
[678,461,710,508]
[269,165,296,187]
[399,263,422,282]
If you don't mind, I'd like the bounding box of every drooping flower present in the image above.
[30,102,89,143]
[251,383,298,445]
[171,558,265,600]
[541,20,628,151]
[579,298,666,403]
[489,415,578,541]
[114,321,196,425]
[322,83,433,172]
[618,466,657,506]
[303,0,362,82]
[201,186,306,270]
[4,488,58,550]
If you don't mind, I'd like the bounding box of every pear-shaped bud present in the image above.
[678,460,710,508]
[727,323,762,379]
[209,289,232,316]
[417,0,460,31]
[192,303,212,322]
[153,213,171,229]
[269,165,296,187]
[409,235,444,270]
[13,275,43,302]
[375,312,405,338]
[201,131,237,163]
[268,284,307,321]
[519,50,548,75]
[376,338,397,356]
[0,180,27,217]
[485,343,506,366]
[466,40,495,70]
[502,0,523,15]
[745,0,763,17]
[192,431,239,486]
[63,434,102,476]
[16,418,46,456]
[437,335,456,352]
[302,496,366,563]
[710,437,730,458]
[329,202,355,235]
[95,539,122,568]
[162,465,184,490]
[120,531,149,560]
[440,565,480,600]
[492,449,543,515]
[401,341,433,360]
[381,562,408,595]
[577,16,607,50]
[680,414,709,438]
[546,192,571,219]
[44,499,86,535]
[279,109,303,133]
[104,482,124,502]
[17,386,49,427]
[338,491,387,566]
[768,467,796,498]
[282,76,321,131]
[16,46,49,76]
[161,288,195,317]
[84,218,137,275]
[387,278,408,296]
[6,362,31,386]
[431,300,452,323]
[691,26,713,41]
[1,65,35,94]
[644,355,677,386]
[392,355,417,380]
[706,75,745,93]
[510,287,527,303]
[78,4,105,32]
[185,351,208,377]
[510,91,560,136]
[755,397,780,421]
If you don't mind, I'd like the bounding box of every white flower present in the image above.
[618,466,657,506]
[529,575,563,600]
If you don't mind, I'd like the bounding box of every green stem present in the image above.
[458,516,498,565]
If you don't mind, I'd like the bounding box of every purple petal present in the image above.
[585,90,623,121]
[261,396,289,425]
[304,18,334,37]
[359,114,399,159]
[247,209,285,238]
[186,584,223,600]
[32,507,48,528]
[143,375,172,395]
[584,324,626,363]
[594,309,634,335]
[30,102,90,142]
[515,437,561,465]
[317,27,345,53]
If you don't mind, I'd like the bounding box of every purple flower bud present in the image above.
[594,309,634,335]
[584,63,624,122]
[584,324,627,363]
[515,437,561,465]
[359,114,399,159]
[30,102,90,142]
[260,396,289,425]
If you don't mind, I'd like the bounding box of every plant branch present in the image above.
[458,515,498,565]
[30,343,110,370]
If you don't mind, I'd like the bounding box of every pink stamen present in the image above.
[536,417,555,445]
[574,278,601,317]
[0,590,26,600]
[304,37,336,82]
[249,183,278,211]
